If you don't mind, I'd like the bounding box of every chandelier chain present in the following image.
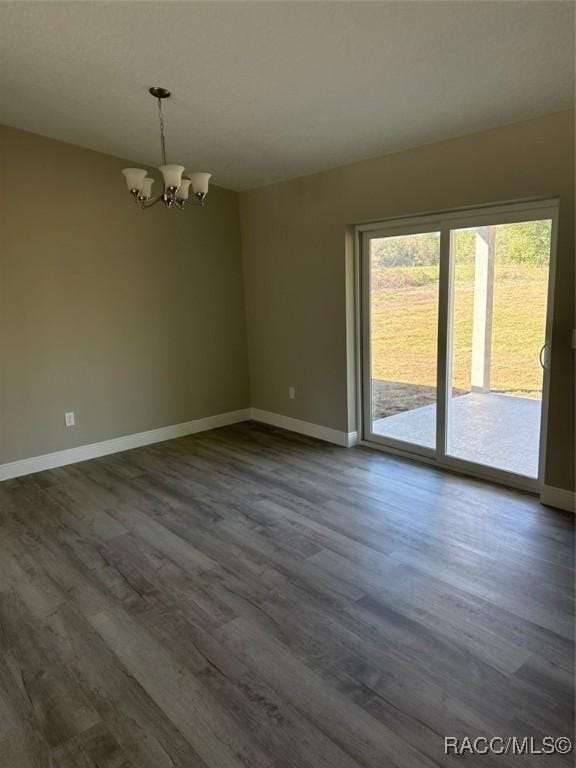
[157,96,167,165]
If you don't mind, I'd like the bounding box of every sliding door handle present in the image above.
[539,341,550,370]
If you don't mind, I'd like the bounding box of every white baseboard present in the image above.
[0,408,251,482]
[3,403,561,501]
[347,431,359,447]
[250,408,357,447]
[0,405,359,482]
[540,484,576,513]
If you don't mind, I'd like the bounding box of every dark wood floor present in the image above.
[0,422,573,768]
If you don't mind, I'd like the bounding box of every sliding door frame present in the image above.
[360,219,442,462]
[355,197,559,493]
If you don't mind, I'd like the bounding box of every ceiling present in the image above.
[0,1,574,191]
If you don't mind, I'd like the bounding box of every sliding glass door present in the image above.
[360,201,557,489]
[446,220,552,478]
[362,226,441,454]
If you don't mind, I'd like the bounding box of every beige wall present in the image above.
[0,125,249,463]
[240,111,575,492]
[2,114,574,492]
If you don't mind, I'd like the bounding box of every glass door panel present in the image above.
[446,220,552,477]
[367,230,440,449]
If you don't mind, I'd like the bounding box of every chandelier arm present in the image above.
[140,195,163,209]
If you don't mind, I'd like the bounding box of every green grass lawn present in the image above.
[371,263,548,397]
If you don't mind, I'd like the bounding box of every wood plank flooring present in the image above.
[0,422,573,767]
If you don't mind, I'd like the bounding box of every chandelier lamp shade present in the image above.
[121,87,212,210]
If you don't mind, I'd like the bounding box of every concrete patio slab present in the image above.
[373,392,541,478]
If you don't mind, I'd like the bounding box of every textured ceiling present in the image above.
[0,1,574,190]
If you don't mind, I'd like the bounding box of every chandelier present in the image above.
[121,87,211,210]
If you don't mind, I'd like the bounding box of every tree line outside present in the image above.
[371,221,551,270]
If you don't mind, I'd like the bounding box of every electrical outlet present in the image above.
[65,411,75,427]
[288,386,296,400]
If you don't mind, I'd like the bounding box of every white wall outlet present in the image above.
[288,386,296,400]
[65,411,75,427]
